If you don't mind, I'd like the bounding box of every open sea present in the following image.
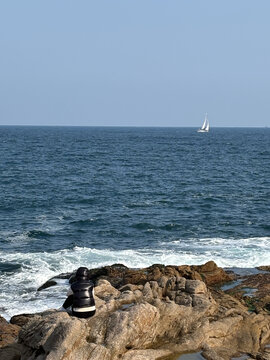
[0,126,270,319]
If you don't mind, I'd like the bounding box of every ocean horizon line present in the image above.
[0,124,269,129]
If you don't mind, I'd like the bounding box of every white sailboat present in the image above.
[197,113,209,133]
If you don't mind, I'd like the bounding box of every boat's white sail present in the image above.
[197,113,209,132]
[201,115,207,130]
[205,116,209,131]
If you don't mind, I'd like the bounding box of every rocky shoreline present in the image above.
[1,261,270,360]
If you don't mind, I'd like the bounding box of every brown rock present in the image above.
[202,345,224,360]
[142,282,153,300]
[105,303,160,357]
[193,261,234,286]
[0,343,24,360]
[224,273,270,313]
[18,311,90,360]
[10,314,36,327]
[175,293,192,307]
[185,280,207,294]
[123,269,148,286]
[95,279,121,300]
[119,284,140,292]
[122,348,172,359]
[257,265,270,272]
[198,260,218,272]
[176,265,203,281]
[149,281,163,298]
[38,261,226,292]
[0,316,20,348]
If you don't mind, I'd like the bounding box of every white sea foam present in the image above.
[159,236,270,267]
[0,237,270,319]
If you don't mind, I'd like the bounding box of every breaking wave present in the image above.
[1,236,270,319]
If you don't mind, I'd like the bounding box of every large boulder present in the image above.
[192,261,234,286]
[10,314,36,328]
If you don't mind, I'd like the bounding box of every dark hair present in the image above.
[76,267,88,279]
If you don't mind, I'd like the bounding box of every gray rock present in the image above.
[105,303,160,356]
[175,277,186,291]
[192,294,212,309]
[95,279,120,300]
[37,280,57,292]
[122,348,172,359]
[18,312,86,360]
[142,282,153,300]
[119,284,139,292]
[175,293,192,306]
[157,275,168,289]
[149,281,162,298]
[185,280,207,294]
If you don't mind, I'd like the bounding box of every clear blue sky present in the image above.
[0,1,269,127]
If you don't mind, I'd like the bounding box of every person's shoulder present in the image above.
[72,279,94,286]
[85,279,95,287]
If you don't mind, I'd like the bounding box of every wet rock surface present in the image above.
[223,270,270,314]
[0,262,270,360]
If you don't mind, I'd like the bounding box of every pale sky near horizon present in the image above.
[0,1,270,127]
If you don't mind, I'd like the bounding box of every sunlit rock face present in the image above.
[1,262,270,360]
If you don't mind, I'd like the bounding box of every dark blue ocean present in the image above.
[0,126,270,318]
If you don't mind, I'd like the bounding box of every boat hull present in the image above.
[197,129,209,133]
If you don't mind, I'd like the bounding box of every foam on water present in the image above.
[1,127,270,319]
[1,236,270,319]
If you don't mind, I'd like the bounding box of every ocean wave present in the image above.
[0,229,54,246]
[130,222,154,230]
[1,238,270,279]
[159,223,181,231]
[130,222,182,231]
[27,230,54,238]
[159,237,270,267]
[75,197,97,205]
[0,261,21,272]
[70,218,101,226]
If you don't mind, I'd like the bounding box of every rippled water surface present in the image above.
[0,126,269,317]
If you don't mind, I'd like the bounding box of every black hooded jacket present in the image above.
[71,278,95,308]
[62,267,95,311]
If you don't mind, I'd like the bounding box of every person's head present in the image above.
[76,267,88,280]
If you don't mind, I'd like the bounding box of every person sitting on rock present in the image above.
[61,267,96,318]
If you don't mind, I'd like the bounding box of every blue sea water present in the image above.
[0,126,270,318]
